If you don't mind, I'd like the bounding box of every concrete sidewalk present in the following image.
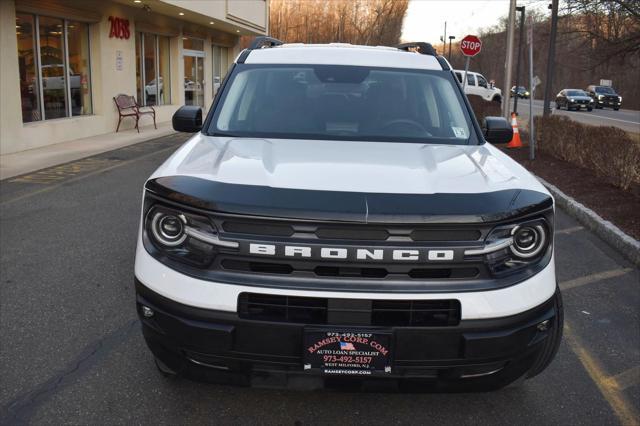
[0,122,176,180]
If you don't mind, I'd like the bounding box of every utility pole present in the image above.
[502,0,517,119]
[542,0,559,117]
[513,6,525,116]
[443,21,447,55]
[527,15,535,160]
[448,35,455,61]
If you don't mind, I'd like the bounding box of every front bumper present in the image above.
[568,101,593,109]
[596,99,621,107]
[136,279,561,390]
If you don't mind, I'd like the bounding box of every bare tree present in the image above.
[268,0,409,46]
[444,3,639,109]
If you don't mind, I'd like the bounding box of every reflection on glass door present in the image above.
[184,55,204,107]
[39,16,67,119]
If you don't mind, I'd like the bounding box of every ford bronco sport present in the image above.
[134,38,562,392]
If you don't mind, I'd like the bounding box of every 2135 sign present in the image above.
[108,16,130,40]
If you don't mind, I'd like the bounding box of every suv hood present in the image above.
[151,135,547,196]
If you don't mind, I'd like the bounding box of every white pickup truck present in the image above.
[454,70,502,103]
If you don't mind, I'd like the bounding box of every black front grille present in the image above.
[221,259,480,280]
[221,220,484,242]
[238,293,461,326]
[222,221,295,236]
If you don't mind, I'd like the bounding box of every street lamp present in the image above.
[448,35,456,61]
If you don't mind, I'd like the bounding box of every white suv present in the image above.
[454,70,502,103]
[134,38,562,391]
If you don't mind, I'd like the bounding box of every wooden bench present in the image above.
[113,94,157,132]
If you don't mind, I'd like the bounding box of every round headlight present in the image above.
[510,224,547,258]
[151,212,187,246]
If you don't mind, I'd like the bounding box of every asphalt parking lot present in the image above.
[1,134,638,425]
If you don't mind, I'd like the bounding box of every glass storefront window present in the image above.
[16,14,40,122]
[143,34,157,106]
[67,21,92,116]
[220,47,229,79]
[213,45,221,96]
[15,14,93,122]
[136,33,171,106]
[183,37,203,51]
[158,36,171,105]
[135,32,142,105]
[39,16,67,119]
[212,45,229,96]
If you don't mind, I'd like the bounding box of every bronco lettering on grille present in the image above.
[248,243,454,262]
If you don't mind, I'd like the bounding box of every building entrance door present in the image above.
[184,53,204,107]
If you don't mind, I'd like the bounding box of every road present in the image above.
[511,98,640,134]
[1,134,639,425]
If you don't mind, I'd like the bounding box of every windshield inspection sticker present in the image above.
[452,127,467,138]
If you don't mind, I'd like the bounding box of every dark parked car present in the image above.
[510,86,530,99]
[586,85,622,110]
[555,89,594,111]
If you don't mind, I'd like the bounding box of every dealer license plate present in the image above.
[303,330,392,376]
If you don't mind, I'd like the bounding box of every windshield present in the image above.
[595,86,615,94]
[566,90,588,96]
[209,65,477,144]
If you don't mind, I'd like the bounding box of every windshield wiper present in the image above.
[208,131,239,137]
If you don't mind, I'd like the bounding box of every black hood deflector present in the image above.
[145,176,552,224]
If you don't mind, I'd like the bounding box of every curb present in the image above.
[536,176,640,266]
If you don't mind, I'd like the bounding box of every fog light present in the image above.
[142,306,154,318]
[537,319,550,331]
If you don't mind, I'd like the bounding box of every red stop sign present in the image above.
[460,35,482,57]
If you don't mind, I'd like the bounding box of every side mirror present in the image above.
[482,116,513,144]
[172,106,202,133]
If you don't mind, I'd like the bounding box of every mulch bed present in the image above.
[501,147,640,240]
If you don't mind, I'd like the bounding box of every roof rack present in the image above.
[249,36,284,50]
[238,36,284,64]
[396,42,437,56]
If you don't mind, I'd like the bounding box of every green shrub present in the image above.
[535,115,640,190]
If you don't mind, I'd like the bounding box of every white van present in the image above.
[454,70,502,103]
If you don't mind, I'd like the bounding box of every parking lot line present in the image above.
[607,366,640,391]
[0,145,177,206]
[555,226,584,235]
[560,268,634,291]
[564,322,640,426]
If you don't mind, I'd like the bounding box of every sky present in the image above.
[401,0,547,49]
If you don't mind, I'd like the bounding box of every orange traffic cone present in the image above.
[507,112,522,148]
